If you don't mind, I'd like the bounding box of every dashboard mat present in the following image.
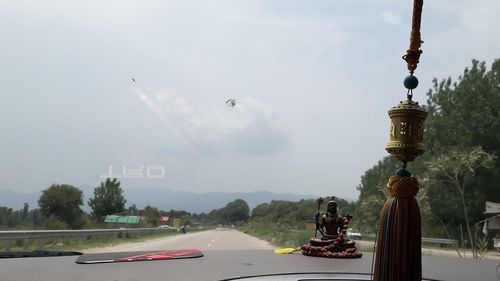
[76,249,203,264]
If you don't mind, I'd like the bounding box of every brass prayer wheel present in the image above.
[385,98,428,163]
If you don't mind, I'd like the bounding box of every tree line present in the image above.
[0,179,251,230]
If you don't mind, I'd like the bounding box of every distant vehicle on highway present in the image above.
[346,228,362,240]
[179,225,191,233]
[157,225,177,230]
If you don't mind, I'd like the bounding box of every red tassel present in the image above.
[374,175,422,281]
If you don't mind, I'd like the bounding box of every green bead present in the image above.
[404,75,419,90]
[395,169,412,177]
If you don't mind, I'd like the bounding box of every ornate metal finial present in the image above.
[385,98,428,163]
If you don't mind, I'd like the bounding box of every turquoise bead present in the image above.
[395,169,412,177]
[404,75,419,90]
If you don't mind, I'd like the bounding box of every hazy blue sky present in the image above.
[1,0,499,199]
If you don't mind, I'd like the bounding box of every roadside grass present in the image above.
[0,231,179,252]
[242,225,500,260]
[240,224,311,248]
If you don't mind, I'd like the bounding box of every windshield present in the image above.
[1,0,499,280]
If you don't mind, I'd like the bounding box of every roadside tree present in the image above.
[88,178,127,222]
[38,184,84,229]
[424,146,495,258]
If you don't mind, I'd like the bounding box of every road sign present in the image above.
[173,218,181,228]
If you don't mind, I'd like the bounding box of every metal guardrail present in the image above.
[363,234,457,246]
[0,228,176,250]
[0,228,168,240]
[421,237,457,245]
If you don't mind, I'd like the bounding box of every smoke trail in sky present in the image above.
[133,84,196,154]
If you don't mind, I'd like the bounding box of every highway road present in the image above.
[86,228,273,253]
[85,229,500,281]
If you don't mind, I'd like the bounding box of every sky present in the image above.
[1,0,499,200]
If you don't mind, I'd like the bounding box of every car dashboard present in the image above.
[0,250,498,281]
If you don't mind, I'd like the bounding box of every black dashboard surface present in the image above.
[0,250,498,281]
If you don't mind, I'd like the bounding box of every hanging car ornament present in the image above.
[373,1,427,281]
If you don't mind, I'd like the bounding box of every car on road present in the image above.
[346,228,362,240]
[157,225,177,230]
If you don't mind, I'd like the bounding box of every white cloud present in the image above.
[136,87,287,155]
[207,97,288,155]
[380,11,402,26]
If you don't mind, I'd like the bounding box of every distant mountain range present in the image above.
[0,188,317,213]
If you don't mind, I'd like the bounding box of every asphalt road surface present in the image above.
[86,228,273,253]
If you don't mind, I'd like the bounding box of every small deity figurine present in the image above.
[315,198,343,239]
[301,197,362,259]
